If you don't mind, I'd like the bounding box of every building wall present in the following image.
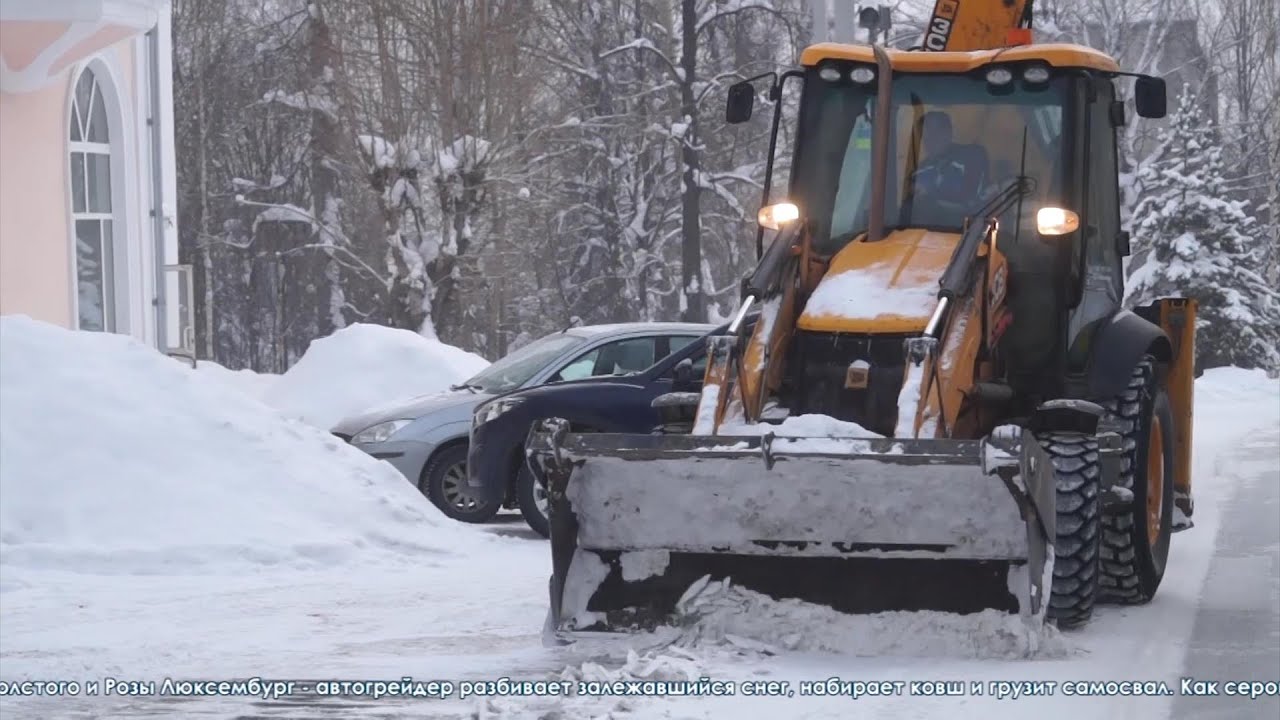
[0,69,73,327]
[0,40,148,339]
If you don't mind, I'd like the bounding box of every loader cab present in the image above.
[774,45,1161,400]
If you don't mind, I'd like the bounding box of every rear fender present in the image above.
[1083,310,1171,399]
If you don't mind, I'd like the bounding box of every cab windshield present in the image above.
[790,68,1071,255]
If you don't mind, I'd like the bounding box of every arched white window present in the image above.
[68,66,120,332]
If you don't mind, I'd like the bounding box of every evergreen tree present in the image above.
[1126,86,1280,372]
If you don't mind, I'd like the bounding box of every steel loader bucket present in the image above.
[526,420,1057,636]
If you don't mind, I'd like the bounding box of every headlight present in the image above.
[352,419,411,445]
[1036,207,1080,236]
[1022,65,1050,84]
[985,67,1013,86]
[850,66,876,84]
[757,202,800,230]
[474,397,524,427]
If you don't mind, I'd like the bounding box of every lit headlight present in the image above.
[352,419,411,445]
[1037,207,1080,236]
[474,397,524,427]
[850,66,876,84]
[757,201,800,230]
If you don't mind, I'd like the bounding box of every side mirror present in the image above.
[726,81,754,124]
[672,358,695,387]
[1134,76,1166,119]
[1116,230,1131,257]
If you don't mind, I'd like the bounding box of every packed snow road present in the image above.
[1,319,1276,719]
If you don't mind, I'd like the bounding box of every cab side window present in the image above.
[1088,79,1123,289]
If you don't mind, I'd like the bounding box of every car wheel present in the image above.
[422,445,500,523]
[516,462,550,538]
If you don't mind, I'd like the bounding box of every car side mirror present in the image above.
[726,81,754,124]
[1134,76,1166,119]
[1116,230,1131,257]
[672,358,695,388]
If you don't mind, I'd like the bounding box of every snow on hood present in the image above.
[263,323,489,431]
[802,263,938,325]
[0,316,489,576]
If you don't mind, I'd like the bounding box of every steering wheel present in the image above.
[912,160,979,212]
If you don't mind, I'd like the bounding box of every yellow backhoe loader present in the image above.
[528,0,1198,636]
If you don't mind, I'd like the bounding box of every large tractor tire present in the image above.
[1038,432,1102,629]
[1099,356,1175,604]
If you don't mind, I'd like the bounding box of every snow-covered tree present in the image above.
[1126,86,1280,372]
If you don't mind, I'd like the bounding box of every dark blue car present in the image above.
[467,317,755,537]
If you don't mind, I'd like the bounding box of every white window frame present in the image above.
[66,58,130,335]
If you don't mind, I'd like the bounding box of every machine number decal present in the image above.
[923,0,960,51]
[989,262,1008,308]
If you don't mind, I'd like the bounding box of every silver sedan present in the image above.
[331,322,712,523]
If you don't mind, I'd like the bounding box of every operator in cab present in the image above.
[907,111,989,224]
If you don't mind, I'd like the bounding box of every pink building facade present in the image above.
[0,0,186,355]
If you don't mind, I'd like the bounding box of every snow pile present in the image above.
[196,360,279,400]
[668,577,1068,660]
[0,316,476,576]
[263,323,489,430]
[1195,366,1279,407]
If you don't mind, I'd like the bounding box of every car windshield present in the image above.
[461,333,586,394]
[790,68,1070,255]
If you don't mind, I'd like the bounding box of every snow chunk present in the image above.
[261,88,336,118]
[674,580,1069,659]
[690,384,720,435]
[620,550,670,582]
[0,316,475,576]
[561,549,610,629]
[896,361,924,437]
[357,134,396,169]
[719,413,883,438]
[251,203,311,235]
[263,323,489,431]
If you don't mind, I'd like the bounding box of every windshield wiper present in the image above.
[450,383,483,393]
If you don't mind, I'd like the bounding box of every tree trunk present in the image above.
[307,2,347,335]
[679,0,704,321]
[195,61,215,360]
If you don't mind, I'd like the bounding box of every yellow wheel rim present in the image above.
[1146,415,1165,547]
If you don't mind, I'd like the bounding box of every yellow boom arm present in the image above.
[922,0,1034,52]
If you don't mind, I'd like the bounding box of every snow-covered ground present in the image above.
[1,318,1276,719]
